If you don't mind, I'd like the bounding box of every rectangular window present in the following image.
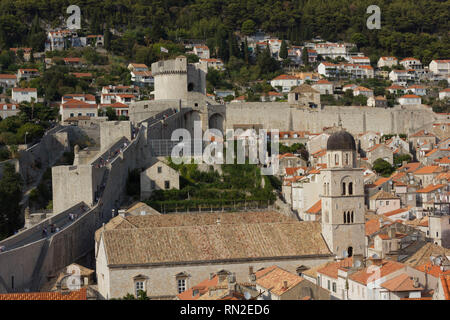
[332,282,336,293]
[150,180,155,190]
[165,181,170,189]
[386,201,389,205]
[157,166,162,173]
[327,280,330,290]
[177,279,186,294]
[436,232,439,237]
[135,281,144,297]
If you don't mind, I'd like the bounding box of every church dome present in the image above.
[327,130,356,151]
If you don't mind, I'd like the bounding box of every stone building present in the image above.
[140,160,180,200]
[288,84,320,106]
[320,128,366,259]
[366,144,394,165]
[95,211,334,299]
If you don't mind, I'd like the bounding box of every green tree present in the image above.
[372,158,395,177]
[0,163,23,239]
[302,47,309,66]
[241,19,256,36]
[279,40,288,60]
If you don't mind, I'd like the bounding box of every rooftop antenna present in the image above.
[338,114,343,129]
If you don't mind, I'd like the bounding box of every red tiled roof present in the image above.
[383,207,411,218]
[416,184,445,193]
[381,273,423,292]
[306,200,321,214]
[318,257,353,279]
[272,74,299,80]
[0,74,17,79]
[12,88,36,92]
[350,260,405,285]
[0,288,87,300]
[365,219,381,236]
[414,166,441,175]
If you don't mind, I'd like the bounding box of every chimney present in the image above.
[249,266,256,283]
[413,277,419,288]
[227,273,237,292]
[118,209,127,218]
[283,281,288,290]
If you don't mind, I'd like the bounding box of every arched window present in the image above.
[342,182,346,195]
[335,154,339,165]
[323,183,327,195]
[345,153,349,165]
[351,211,354,223]
[347,212,351,224]
[343,212,347,224]
[348,182,353,195]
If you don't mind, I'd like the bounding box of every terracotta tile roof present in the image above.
[272,74,299,80]
[0,288,87,300]
[399,162,421,173]
[381,273,423,292]
[312,149,326,158]
[365,219,381,236]
[414,165,441,175]
[370,190,399,200]
[306,200,321,214]
[416,262,450,279]
[177,274,220,300]
[416,184,446,193]
[382,206,411,218]
[100,102,128,109]
[285,167,301,176]
[71,72,93,78]
[441,275,450,300]
[130,63,148,68]
[425,149,439,157]
[12,88,36,92]
[404,243,450,267]
[63,57,81,63]
[350,260,405,285]
[99,218,332,266]
[400,94,420,99]
[61,99,97,109]
[373,177,391,187]
[256,266,305,296]
[317,257,353,279]
[0,74,17,79]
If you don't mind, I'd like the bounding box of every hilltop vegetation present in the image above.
[0,0,448,66]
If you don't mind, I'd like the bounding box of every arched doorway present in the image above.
[184,110,202,137]
[347,246,353,257]
[208,113,225,134]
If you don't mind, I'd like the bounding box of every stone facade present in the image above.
[140,160,180,200]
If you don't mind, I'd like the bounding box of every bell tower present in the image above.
[321,128,366,259]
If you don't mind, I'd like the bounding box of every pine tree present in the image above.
[279,40,288,59]
[302,47,309,66]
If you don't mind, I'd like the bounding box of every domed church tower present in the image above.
[320,127,366,259]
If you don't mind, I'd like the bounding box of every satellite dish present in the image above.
[244,292,251,300]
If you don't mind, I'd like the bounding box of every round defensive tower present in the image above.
[151,56,189,100]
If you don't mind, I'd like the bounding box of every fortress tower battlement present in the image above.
[151,56,206,101]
